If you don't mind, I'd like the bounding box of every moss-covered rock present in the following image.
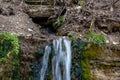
[0,32,19,80]
[83,43,102,59]
[71,38,87,80]
[81,43,103,80]
[71,37,103,80]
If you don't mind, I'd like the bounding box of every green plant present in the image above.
[0,32,19,80]
[84,30,106,45]
[0,32,19,58]
[53,15,64,29]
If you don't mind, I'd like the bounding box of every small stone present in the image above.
[75,6,82,10]
[106,40,109,43]
[110,7,114,12]
[113,41,119,45]
[28,28,33,32]
[26,34,32,37]
[17,22,19,24]
[2,25,5,27]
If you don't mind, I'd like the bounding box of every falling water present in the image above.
[32,37,71,80]
[39,45,51,80]
[52,37,71,80]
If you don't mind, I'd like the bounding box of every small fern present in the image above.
[84,30,106,45]
[53,16,64,29]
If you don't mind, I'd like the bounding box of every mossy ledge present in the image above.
[0,32,19,80]
[82,43,103,80]
[72,37,103,80]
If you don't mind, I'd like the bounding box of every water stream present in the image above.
[32,36,72,80]
[52,37,71,80]
[39,45,51,80]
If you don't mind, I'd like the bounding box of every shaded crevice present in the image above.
[31,17,56,33]
[31,17,49,26]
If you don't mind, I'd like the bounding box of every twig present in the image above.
[112,0,120,6]
[90,18,95,30]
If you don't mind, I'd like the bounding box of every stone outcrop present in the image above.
[90,48,120,80]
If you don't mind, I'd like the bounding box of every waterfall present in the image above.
[32,36,71,80]
[52,37,71,80]
[39,45,51,80]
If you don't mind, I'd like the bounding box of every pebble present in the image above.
[106,40,109,43]
[113,41,119,45]
[2,25,5,27]
[28,28,33,32]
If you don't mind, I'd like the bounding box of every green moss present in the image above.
[84,43,102,59]
[84,30,106,45]
[80,60,92,80]
[0,32,19,80]
[72,38,102,80]
[72,39,92,80]
[81,43,103,80]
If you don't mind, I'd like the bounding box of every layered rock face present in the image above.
[89,45,120,80]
